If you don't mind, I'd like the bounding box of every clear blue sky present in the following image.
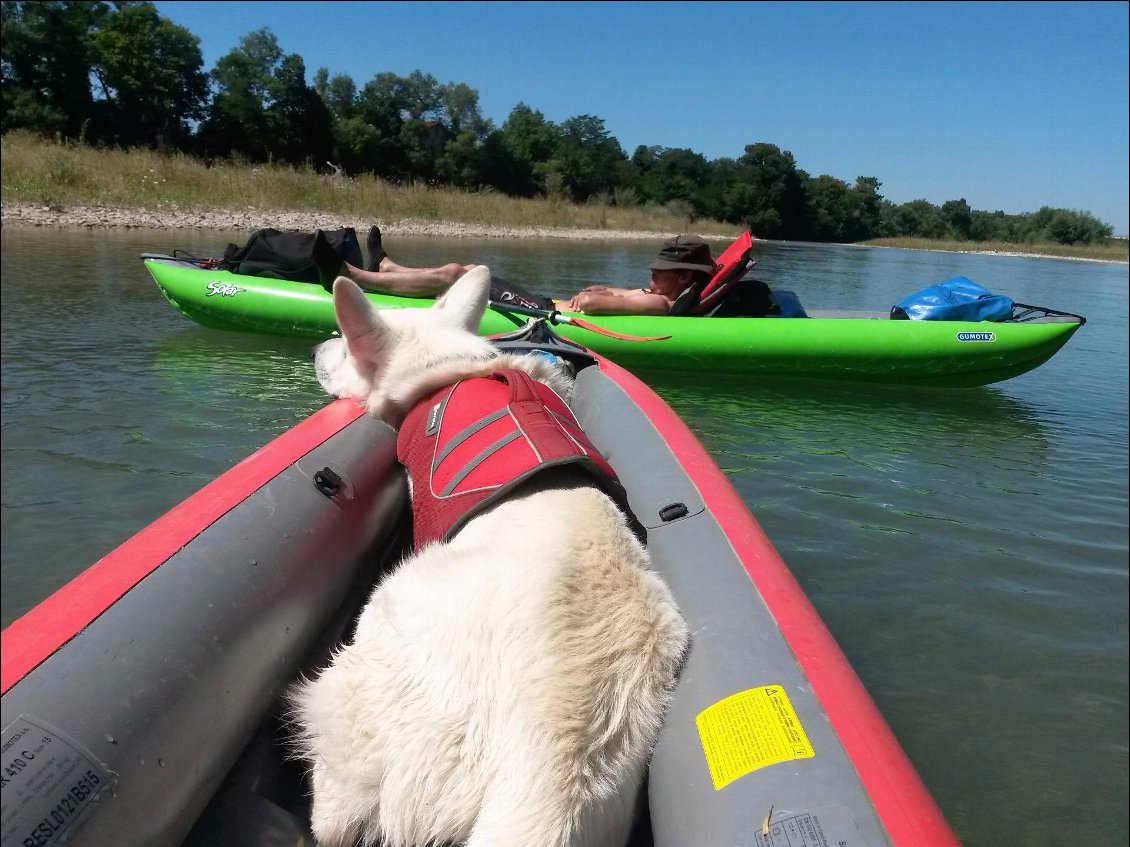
[153,1,1130,235]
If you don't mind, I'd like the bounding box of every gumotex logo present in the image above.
[956,332,995,342]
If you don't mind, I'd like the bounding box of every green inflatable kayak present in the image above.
[143,255,1086,388]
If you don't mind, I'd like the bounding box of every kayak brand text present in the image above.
[206,281,246,297]
[956,332,996,342]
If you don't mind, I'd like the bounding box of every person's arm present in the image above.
[557,288,670,316]
[559,284,631,299]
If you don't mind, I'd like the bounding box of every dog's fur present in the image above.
[288,267,688,847]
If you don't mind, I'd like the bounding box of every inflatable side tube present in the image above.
[574,360,958,847]
[1,402,406,847]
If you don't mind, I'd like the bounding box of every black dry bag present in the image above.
[220,228,363,286]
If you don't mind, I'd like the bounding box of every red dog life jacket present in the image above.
[397,369,630,551]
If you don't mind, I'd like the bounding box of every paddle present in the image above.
[487,300,672,342]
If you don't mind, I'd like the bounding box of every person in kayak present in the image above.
[556,235,716,316]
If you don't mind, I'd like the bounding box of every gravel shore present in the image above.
[0,201,696,242]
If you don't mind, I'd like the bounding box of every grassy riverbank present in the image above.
[0,131,728,237]
[2,132,1126,261]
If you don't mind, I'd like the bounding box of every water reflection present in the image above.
[152,326,326,413]
[646,370,1049,472]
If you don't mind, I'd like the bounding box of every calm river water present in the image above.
[2,226,1127,846]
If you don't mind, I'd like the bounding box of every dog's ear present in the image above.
[332,276,393,373]
[332,276,381,336]
[434,265,490,334]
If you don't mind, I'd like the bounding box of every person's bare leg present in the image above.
[339,262,475,297]
[377,258,477,277]
[352,224,477,296]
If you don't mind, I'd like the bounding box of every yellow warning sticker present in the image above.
[696,685,815,790]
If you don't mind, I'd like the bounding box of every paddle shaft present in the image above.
[487,301,672,342]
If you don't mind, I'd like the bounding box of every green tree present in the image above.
[313,69,379,174]
[804,174,851,241]
[882,199,948,239]
[195,28,332,166]
[940,198,973,240]
[198,28,282,160]
[330,115,383,174]
[356,71,406,134]
[546,114,629,202]
[481,103,561,196]
[441,82,484,136]
[696,156,740,223]
[1,0,106,137]
[313,68,356,120]
[398,69,443,120]
[88,2,208,148]
[724,143,807,238]
[391,72,495,185]
[846,176,883,241]
[264,53,334,166]
[353,72,411,178]
[632,146,711,214]
[374,70,446,181]
[435,82,492,187]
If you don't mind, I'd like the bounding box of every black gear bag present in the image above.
[220,228,363,286]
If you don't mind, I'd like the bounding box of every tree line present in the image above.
[1,1,1115,245]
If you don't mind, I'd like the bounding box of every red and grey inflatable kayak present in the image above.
[1,327,959,846]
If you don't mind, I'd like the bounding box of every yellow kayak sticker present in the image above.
[696,685,815,790]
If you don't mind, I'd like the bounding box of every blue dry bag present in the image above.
[891,276,1014,322]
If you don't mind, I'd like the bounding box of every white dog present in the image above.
[288,267,688,847]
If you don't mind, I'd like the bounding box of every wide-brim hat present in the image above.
[648,235,716,272]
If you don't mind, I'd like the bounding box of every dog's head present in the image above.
[313,266,498,422]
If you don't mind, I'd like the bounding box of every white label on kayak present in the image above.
[205,280,246,297]
[1,715,112,847]
[754,805,868,846]
[696,685,815,790]
[956,331,995,342]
